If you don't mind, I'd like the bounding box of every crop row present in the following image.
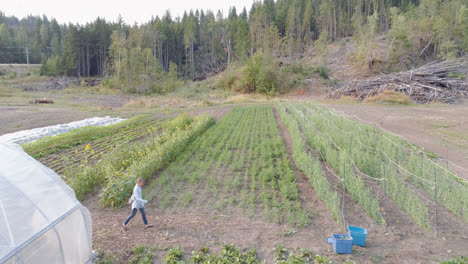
[61,112,213,203]
[38,117,163,172]
[144,106,310,226]
[98,113,215,207]
[276,105,342,224]
[22,115,153,158]
[300,103,468,224]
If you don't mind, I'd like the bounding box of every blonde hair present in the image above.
[136,177,144,184]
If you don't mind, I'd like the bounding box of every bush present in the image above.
[240,52,281,95]
[216,70,241,90]
[40,55,62,76]
[162,112,194,134]
[315,66,329,79]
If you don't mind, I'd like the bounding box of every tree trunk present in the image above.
[191,39,195,80]
[227,38,231,73]
[86,44,90,77]
[118,35,121,80]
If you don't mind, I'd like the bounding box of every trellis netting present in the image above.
[0,143,92,264]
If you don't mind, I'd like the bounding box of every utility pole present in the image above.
[25,47,29,65]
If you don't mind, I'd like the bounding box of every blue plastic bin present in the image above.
[348,226,367,247]
[327,234,353,254]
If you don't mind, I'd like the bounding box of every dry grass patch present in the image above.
[123,98,156,108]
[223,94,278,104]
[365,90,412,105]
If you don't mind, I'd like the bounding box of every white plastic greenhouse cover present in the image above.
[0,143,92,264]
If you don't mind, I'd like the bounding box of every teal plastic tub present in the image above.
[348,225,367,247]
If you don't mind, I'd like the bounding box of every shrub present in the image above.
[164,112,194,133]
[40,55,62,76]
[216,70,241,90]
[315,66,329,79]
[240,52,281,95]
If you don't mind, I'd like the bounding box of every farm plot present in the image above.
[144,105,311,226]
[38,117,165,174]
[23,112,214,203]
[22,115,163,173]
[278,102,468,233]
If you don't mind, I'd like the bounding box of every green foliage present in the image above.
[22,116,147,158]
[1,0,467,76]
[164,244,262,264]
[66,165,107,200]
[387,0,467,67]
[95,250,115,264]
[441,256,467,264]
[353,12,381,72]
[145,106,310,226]
[314,66,329,79]
[99,114,214,207]
[277,104,342,224]
[40,55,62,76]
[217,59,313,94]
[163,247,184,264]
[283,102,468,230]
[315,31,328,65]
[216,69,242,90]
[164,112,194,133]
[222,52,283,94]
[129,245,154,264]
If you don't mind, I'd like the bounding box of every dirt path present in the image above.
[0,106,94,135]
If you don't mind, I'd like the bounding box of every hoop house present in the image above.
[0,143,92,263]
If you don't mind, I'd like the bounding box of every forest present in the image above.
[0,0,467,94]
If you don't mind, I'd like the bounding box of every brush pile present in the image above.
[328,57,468,104]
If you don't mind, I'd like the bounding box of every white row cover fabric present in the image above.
[0,116,124,144]
[0,143,92,264]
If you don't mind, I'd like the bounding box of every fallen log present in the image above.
[30,98,54,104]
[328,56,468,104]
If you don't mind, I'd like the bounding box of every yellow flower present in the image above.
[122,161,127,166]
[85,144,91,151]
[146,148,150,151]
[138,151,142,155]
[91,150,95,154]
[75,150,78,154]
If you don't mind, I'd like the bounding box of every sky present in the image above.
[2,0,256,25]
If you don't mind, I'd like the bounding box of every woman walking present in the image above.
[121,178,153,231]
